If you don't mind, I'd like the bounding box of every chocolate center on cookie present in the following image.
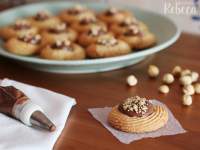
[88,26,106,36]
[18,34,41,45]
[67,5,86,15]
[97,36,118,46]
[118,96,154,117]
[119,18,138,27]
[124,25,141,36]
[51,40,73,51]
[48,23,66,34]
[34,11,50,21]
[14,20,31,30]
[105,8,119,16]
[80,18,96,25]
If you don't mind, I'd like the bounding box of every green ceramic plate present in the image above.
[0,2,180,73]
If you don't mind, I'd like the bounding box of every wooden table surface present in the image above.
[0,33,200,150]
[1,3,200,150]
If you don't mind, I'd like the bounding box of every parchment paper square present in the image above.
[88,100,186,144]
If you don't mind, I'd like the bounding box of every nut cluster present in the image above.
[88,26,105,36]
[51,40,72,51]
[121,96,149,115]
[97,36,118,46]
[105,7,119,16]
[124,25,140,36]
[125,63,199,108]
[120,17,138,26]
[18,34,41,45]
[14,20,31,30]
[154,65,199,106]
[34,11,50,20]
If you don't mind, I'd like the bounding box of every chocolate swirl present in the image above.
[118,96,154,117]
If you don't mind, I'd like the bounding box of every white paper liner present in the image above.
[88,100,186,144]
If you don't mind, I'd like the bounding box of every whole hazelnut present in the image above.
[182,84,195,95]
[182,94,192,106]
[191,71,199,83]
[181,69,191,77]
[127,75,138,86]
[162,73,174,84]
[159,85,169,94]
[194,83,200,94]
[179,75,192,86]
[172,66,182,77]
[148,65,159,78]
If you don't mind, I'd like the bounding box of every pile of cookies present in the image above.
[0,5,156,60]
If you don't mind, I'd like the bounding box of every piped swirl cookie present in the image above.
[110,17,148,35]
[41,23,77,46]
[4,34,41,56]
[40,40,85,60]
[86,34,131,58]
[29,11,61,30]
[98,7,133,25]
[108,96,168,133]
[0,19,38,40]
[71,15,107,33]
[59,5,95,24]
[78,26,111,47]
[117,25,156,49]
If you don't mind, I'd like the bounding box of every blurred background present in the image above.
[0,0,199,35]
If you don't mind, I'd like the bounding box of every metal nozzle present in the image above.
[30,111,56,132]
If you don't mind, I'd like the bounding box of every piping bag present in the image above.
[0,86,56,132]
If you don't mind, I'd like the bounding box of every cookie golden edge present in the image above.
[0,26,38,40]
[86,40,131,58]
[40,43,86,60]
[4,38,40,56]
[108,105,168,133]
[41,28,77,46]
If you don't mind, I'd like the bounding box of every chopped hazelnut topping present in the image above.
[124,25,140,36]
[120,17,138,26]
[34,11,50,21]
[67,5,86,15]
[48,23,66,33]
[88,26,106,36]
[74,5,86,11]
[105,7,118,16]
[51,40,73,51]
[18,34,41,44]
[79,17,96,25]
[14,20,31,30]
[97,36,118,46]
[119,96,153,117]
